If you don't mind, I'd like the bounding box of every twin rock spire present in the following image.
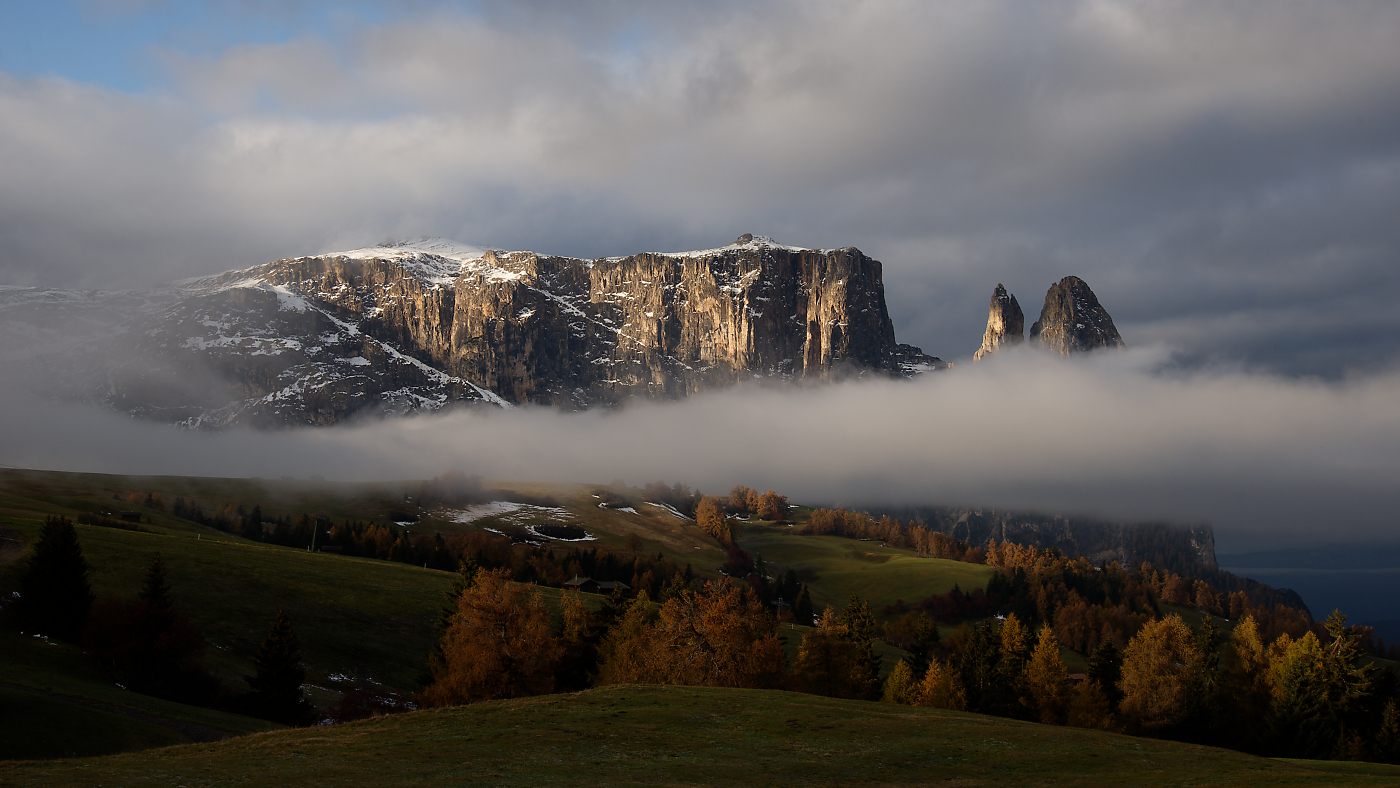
[973,276,1123,360]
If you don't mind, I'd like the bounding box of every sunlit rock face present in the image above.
[0,236,945,427]
[972,283,1024,362]
[1028,276,1124,354]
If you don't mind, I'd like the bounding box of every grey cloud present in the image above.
[2,349,1397,554]
[2,0,1400,376]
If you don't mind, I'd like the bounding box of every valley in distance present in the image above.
[1,466,1398,787]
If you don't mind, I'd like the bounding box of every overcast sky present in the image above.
[2,2,1399,558]
[2,0,1398,371]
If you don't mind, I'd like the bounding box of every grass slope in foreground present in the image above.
[3,686,1396,788]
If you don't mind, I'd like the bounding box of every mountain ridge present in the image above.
[0,235,945,427]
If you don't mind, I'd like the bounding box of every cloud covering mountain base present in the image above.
[4,347,1396,553]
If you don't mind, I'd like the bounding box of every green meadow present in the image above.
[3,685,1396,787]
[737,525,996,614]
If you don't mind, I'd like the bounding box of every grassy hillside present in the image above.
[0,629,279,760]
[738,525,995,614]
[3,685,1396,787]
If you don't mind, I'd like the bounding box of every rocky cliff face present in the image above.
[1028,276,1124,354]
[972,283,1023,361]
[0,236,944,426]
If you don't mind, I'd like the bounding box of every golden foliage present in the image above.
[1117,613,1200,731]
[791,607,876,699]
[1023,624,1068,725]
[420,568,561,707]
[695,496,732,545]
[881,660,915,704]
[1067,679,1116,731]
[597,582,785,688]
[912,657,966,711]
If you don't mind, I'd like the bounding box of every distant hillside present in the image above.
[864,505,1311,614]
[865,505,1217,571]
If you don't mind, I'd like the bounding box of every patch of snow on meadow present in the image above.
[644,501,692,521]
[443,501,575,526]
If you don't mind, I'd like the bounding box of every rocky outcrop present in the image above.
[232,235,939,411]
[1028,276,1124,354]
[972,283,1023,361]
[1,236,946,426]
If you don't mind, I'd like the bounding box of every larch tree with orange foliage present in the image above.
[597,582,785,688]
[695,496,733,545]
[420,568,561,707]
[1117,613,1201,732]
[1023,624,1069,724]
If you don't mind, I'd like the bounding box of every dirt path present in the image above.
[0,682,236,743]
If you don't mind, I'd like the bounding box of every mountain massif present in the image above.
[0,236,943,427]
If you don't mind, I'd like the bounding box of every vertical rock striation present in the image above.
[1028,276,1124,354]
[972,283,1023,361]
[4,236,945,426]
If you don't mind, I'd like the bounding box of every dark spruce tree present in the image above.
[245,609,317,726]
[137,552,172,611]
[14,516,94,642]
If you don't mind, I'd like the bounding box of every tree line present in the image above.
[4,517,318,726]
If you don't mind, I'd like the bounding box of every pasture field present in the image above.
[0,629,278,760]
[3,685,1396,787]
[0,515,454,694]
[738,526,996,615]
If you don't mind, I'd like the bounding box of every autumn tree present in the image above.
[553,590,598,692]
[695,496,733,545]
[756,491,789,522]
[595,591,657,685]
[1267,611,1372,758]
[421,568,561,706]
[726,486,756,514]
[1024,624,1068,724]
[882,660,915,704]
[1118,614,1201,733]
[596,582,784,688]
[245,609,317,725]
[1217,613,1273,751]
[913,657,966,710]
[14,516,94,642]
[792,608,877,699]
[1066,679,1116,731]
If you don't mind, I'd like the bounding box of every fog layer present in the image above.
[5,348,1397,553]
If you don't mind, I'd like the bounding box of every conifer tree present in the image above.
[906,613,940,680]
[1024,624,1069,724]
[881,660,915,704]
[913,657,966,710]
[15,516,94,642]
[246,609,317,725]
[1376,700,1400,764]
[137,552,172,611]
[1066,679,1116,731]
[839,595,881,696]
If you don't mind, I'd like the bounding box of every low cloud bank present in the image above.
[3,348,1397,552]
